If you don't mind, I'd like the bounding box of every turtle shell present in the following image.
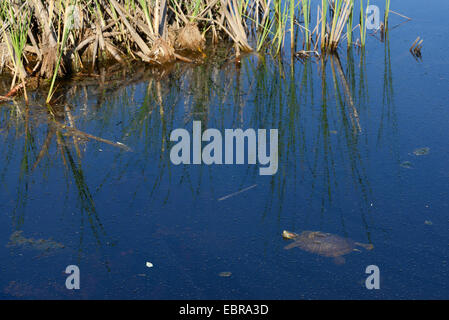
[284,231,355,257]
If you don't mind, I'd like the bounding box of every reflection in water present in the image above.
[1,46,397,236]
[0,41,402,298]
[0,102,110,262]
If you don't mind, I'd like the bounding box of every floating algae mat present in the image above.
[7,231,64,252]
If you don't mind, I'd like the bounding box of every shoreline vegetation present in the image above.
[0,0,404,104]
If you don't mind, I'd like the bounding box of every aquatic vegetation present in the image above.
[47,0,76,104]
[384,0,390,28]
[346,0,354,48]
[410,36,423,59]
[255,1,275,52]
[7,231,65,251]
[301,0,311,49]
[0,0,412,102]
[320,0,329,50]
[289,0,296,52]
[328,0,354,52]
[0,2,30,103]
[359,0,369,48]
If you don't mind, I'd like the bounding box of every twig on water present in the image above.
[218,184,257,201]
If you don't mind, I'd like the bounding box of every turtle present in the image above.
[282,230,373,264]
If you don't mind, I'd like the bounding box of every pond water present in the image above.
[0,0,448,299]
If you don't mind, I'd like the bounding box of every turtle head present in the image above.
[282,230,299,240]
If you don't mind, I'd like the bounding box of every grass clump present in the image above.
[0,0,409,102]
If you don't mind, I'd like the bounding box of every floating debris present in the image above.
[400,161,413,169]
[219,272,232,277]
[424,220,433,226]
[7,231,64,251]
[410,37,423,59]
[146,262,154,268]
[413,147,430,156]
[218,184,257,201]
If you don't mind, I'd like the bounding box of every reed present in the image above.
[328,0,353,52]
[320,0,328,50]
[384,0,390,29]
[255,2,275,52]
[346,0,354,48]
[219,0,252,53]
[289,0,296,52]
[360,0,369,47]
[47,0,75,104]
[0,0,409,102]
[272,0,288,55]
[0,2,30,102]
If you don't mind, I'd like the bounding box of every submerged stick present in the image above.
[174,53,193,63]
[0,81,26,101]
[389,10,411,21]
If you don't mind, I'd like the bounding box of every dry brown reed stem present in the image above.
[410,36,423,58]
[0,0,414,103]
[390,10,411,21]
[3,33,27,80]
[0,82,26,101]
[108,0,153,57]
[30,0,59,78]
[219,0,252,52]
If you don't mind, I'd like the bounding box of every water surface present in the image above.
[0,0,448,299]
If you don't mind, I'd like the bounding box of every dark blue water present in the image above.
[0,0,448,299]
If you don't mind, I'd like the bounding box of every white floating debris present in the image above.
[146,262,153,268]
[218,184,257,201]
[219,271,232,277]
